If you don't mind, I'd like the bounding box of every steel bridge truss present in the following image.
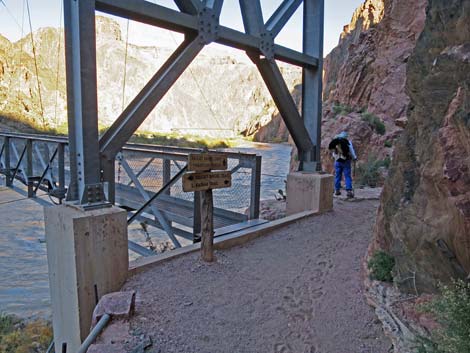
[64,0,324,206]
[0,132,263,256]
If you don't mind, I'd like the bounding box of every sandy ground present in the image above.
[123,198,391,353]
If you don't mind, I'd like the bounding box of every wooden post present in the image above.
[183,152,231,262]
[200,189,214,262]
[249,155,262,219]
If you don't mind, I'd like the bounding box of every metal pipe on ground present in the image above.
[45,340,54,353]
[76,313,111,353]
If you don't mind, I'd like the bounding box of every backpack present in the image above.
[328,138,351,161]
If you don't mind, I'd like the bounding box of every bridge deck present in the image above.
[0,132,263,255]
[116,184,249,240]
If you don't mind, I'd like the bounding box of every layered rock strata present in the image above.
[374,0,470,293]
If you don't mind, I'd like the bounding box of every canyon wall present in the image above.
[0,16,300,136]
[374,0,470,293]
[259,0,428,173]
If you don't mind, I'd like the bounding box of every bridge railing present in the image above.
[0,132,262,255]
[0,132,68,200]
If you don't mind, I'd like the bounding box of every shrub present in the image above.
[367,250,395,282]
[0,314,15,336]
[355,155,391,187]
[384,140,393,148]
[332,103,354,117]
[414,335,440,353]
[362,111,386,135]
[421,280,470,353]
[0,314,52,353]
[382,156,391,169]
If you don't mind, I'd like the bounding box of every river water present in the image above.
[0,142,291,318]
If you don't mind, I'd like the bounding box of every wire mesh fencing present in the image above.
[119,146,260,216]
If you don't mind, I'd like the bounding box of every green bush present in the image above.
[362,112,386,135]
[367,250,395,282]
[0,313,52,353]
[420,280,470,353]
[332,103,354,117]
[414,335,440,353]
[355,155,391,187]
[384,140,393,148]
[0,314,14,336]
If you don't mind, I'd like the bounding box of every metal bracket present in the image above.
[259,31,275,60]
[197,6,219,45]
[80,183,111,210]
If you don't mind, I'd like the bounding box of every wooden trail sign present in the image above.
[187,153,227,172]
[183,152,231,262]
[182,171,231,192]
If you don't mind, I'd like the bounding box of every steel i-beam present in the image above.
[239,0,318,169]
[64,0,324,205]
[64,0,107,205]
[302,0,324,171]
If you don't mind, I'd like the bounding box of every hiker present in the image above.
[328,131,357,198]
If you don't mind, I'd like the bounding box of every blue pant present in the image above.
[334,160,353,191]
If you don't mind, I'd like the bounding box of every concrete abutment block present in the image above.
[286,172,334,215]
[44,205,128,353]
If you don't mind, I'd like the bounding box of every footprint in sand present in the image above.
[310,288,324,299]
[274,336,318,353]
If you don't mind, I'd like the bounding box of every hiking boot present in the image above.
[346,190,354,198]
[334,190,341,196]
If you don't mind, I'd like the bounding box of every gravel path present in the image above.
[123,199,392,353]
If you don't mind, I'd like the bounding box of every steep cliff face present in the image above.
[269,0,427,173]
[0,16,300,136]
[374,0,470,293]
[323,0,385,100]
[324,0,427,124]
[318,0,427,173]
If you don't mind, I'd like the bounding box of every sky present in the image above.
[0,0,364,56]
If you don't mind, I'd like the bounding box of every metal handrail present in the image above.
[0,131,262,252]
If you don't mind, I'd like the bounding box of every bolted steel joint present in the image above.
[81,182,107,206]
[197,7,219,45]
[259,31,275,60]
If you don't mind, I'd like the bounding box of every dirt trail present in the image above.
[123,199,391,353]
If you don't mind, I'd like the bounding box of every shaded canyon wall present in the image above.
[374,0,470,293]
[257,0,427,173]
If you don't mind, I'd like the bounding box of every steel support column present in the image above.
[64,0,104,204]
[26,139,33,197]
[4,137,11,186]
[302,0,324,171]
[205,0,224,16]
[174,0,202,15]
[63,0,324,206]
[251,56,315,156]
[239,0,264,36]
[266,0,303,38]
[240,0,316,166]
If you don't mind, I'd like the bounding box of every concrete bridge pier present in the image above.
[286,172,334,215]
[44,205,128,353]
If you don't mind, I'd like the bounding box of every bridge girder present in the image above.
[64,0,324,206]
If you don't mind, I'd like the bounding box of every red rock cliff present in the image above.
[374,0,470,293]
[318,0,427,173]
